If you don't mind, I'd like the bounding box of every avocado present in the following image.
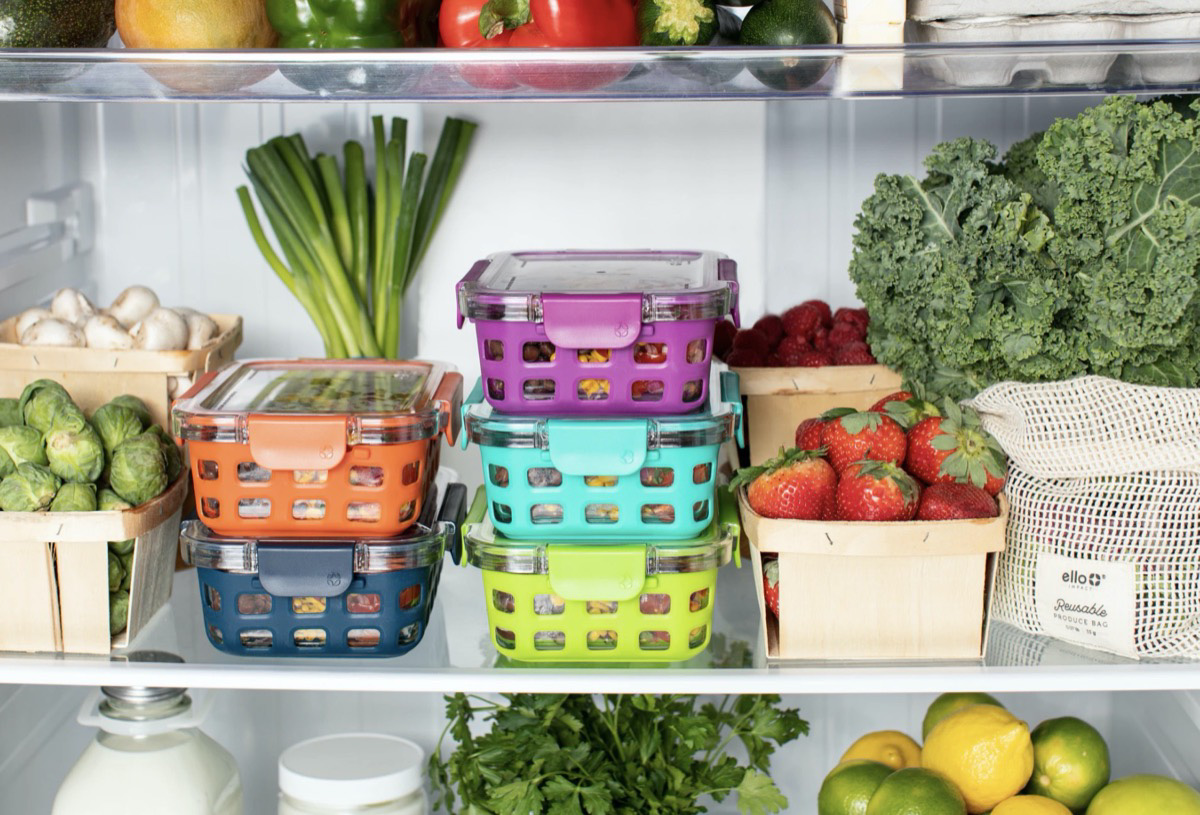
[0,0,115,47]
[740,0,837,91]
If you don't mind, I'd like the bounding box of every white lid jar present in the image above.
[278,734,428,815]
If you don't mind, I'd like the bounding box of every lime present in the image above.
[923,693,1005,740]
[840,730,922,771]
[819,760,894,815]
[992,795,1072,815]
[923,705,1033,814]
[1025,717,1110,811]
[866,767,967,815]
[1086,775,1200,815]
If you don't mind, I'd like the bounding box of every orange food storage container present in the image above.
[173,359,462,538]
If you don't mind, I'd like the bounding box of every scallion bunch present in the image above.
[238,115,476,358]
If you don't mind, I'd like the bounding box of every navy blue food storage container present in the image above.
[180,483,466,658]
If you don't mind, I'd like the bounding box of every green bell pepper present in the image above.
[267,0,406,48]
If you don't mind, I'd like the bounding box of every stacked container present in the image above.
[456,250,743,663]
[173,358,466,658]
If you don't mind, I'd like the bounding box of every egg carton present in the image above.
[909,0,1200,22]
[912,14,1200,88]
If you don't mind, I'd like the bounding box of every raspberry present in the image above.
[731,329,771,358]
[827,322,865,347]
[801,299,833,328]
[713,319,738,360]
[833,307,869,331]
[795,351,833,368]
[752,315,784,348]
[812,326,829,351]
[833,342,877,365]
[781,304,821,339]
[725,348,766,367]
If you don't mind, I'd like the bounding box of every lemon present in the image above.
[992,795,1072,815]
[819,760,895,815]
[1026,717,1110,811]
[1086,775,1200,815]
[866,767,967,815]
[923,693,1005,740]
[841,731,922,771]
[922,704,1034,814]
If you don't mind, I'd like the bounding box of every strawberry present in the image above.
[753,314,784,347]
[869,390,913,412]
[732,328,771,357]
[836,460,920,522]
[725,349,765,367]
[794,417,825,450]
[731,447,837,521]
[801,299,834,328]
[714,319,738,360]
[763,558,780,617]
[832,342,876,365]
[917,482,999,521]
[782,303,822,339]
[833,307,870,331]
[820,410,907,474]
[795,350,833,368]
[905,399,1007,495]
[827,321,865,347]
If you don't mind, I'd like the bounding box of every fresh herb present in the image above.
[850,95,1200,399]
[430,693,808,815]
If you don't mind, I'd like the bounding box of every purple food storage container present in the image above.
[456,250,740,416]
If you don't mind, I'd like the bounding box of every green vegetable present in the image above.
[239,115,477,359]
[0,398,22,427]
[19,379,72,433]
[0,0,115,48]
[0,448,12,479]
[147,425,183,484]
[120,551,133,592]
[266,0,406,48]
[108,395,153,428]
[109,538,135,556]
[0,425,47,468]
[45,423,105,484]
[107,551,125,592]
[50,482,97,512]
[109,589,130,637]
[431,693,807,815]
[849,96,1200,399]
[0,462,61,511]
[109,432,168,506]
[91,403,145,454]
[739,0,836,91]
[636,0,718,46]
[99,489,133,511]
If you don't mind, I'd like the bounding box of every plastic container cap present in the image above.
[279,733,425,807]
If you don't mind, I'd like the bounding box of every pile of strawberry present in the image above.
[714,299,877,368]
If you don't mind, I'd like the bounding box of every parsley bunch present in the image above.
[430,693,808,815]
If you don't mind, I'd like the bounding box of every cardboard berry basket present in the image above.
[729,363,903,467]
[0,475,187,655]
[0,314,242,429]
[738,487,1006,661]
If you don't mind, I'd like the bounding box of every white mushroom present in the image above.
[20,318,85,347]
[83,313,134,350]
[15,307,51,339]
[167,374,192,399]
[50,288,97,326]
[109,285,159,329]
[173,307,220,350]
[130,307,188,351]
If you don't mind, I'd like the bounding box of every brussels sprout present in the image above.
[0,447,13,479]
[45,423,105,484]
[91,403,144,453]
[19,379,72,433]
[0,425,47,467]
[0,462,61,511]
[50,482,97,512]
[120,551,133,592]
[109,394,152,427]
[109,589,130,636]
[108,551,125,592]
[98,488,133,512]
[109,432,167,506]
[109,538,135,556]
[0,398,21,427]
[147,425,183,483]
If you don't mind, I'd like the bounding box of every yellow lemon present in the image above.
[922,705,1034,814]
[924,693,1005,740]
[841,731,922,771]
[1086,775,1200,815]
[992,795,1072,815]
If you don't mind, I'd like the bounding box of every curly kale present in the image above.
[850,95,1200,399]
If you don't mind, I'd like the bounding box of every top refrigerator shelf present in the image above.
[2,41,1200,102]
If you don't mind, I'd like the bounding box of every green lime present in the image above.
[866,767,967,815]
[819,760,894,815]
[1086,775,1200,815]
[922,693,1005,740]
[1026,716,1110,811]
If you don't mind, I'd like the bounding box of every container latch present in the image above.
[547,419,647,476]
[257,543,354,598]
[540,292,642,349]
[247,415,348,471]
[547,545,647,602]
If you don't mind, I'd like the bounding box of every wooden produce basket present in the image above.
[0,475,187,655]
[739,489,1006,661]
[0,314,242,429]
[731,364,903,466]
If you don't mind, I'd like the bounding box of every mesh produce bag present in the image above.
[969,377,1200,659]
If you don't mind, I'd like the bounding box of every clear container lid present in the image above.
[456,250,739,326]
[279,733,425,808]
[173,358,461,448]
